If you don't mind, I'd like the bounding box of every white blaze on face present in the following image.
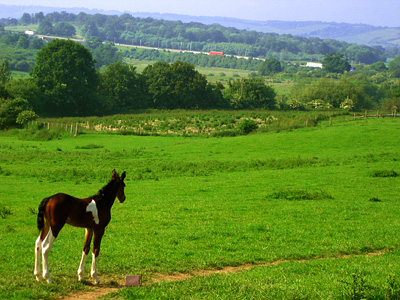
[86,200,99,224]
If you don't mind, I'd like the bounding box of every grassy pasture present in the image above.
[0,115,400,299]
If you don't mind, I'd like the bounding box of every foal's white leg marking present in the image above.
[34,236,42,281]
[86,200,99,224]
[77,251,87,281]
[91,253,99,285]
[42,228,55,283]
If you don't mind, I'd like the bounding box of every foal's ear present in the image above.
[121,171,126,180]
[111,169,117,178]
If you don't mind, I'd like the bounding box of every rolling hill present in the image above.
[0,4,399,48]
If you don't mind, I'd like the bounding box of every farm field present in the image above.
[0,114,400,299]
[123,58,294,95]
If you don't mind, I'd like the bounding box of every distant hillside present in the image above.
[1,4,399,48]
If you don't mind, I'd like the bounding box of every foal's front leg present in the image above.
[77,228,93,282]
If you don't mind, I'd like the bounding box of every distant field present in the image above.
[125,58,295,95]
[1,114,400,299]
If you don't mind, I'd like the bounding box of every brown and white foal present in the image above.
[34,169,126,284]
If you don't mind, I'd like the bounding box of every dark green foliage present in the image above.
[85,37,122,68]
[371,170,399,178]
[0,59,11,85]
[53,22,76,37]
[0,202,12,219]
[259,58,282,76]
[340,273,371,300]
[0,97,31,129]
[75,144,104,149]
[238,119,258,134]
[290,77,373,110]
[271,189,333,201]
[30,39,99,116]
[370,61,387,72]
[37,19,54,35]
[369,197,382,202]
[98,61,149,112]
[323,52,351,73]
[143,61,222,109]
[389,56,400,78]
[225,78,277,109]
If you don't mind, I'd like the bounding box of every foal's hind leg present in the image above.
[77,228,93,281]
[34,235,42,281]
[41,228,56,283]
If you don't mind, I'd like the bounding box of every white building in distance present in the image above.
[305,62,323,68]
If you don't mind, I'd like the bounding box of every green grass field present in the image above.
[0,114,400,299]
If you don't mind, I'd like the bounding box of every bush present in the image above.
[238,119,258,134]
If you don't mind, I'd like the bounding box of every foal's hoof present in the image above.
[93,278,100,285]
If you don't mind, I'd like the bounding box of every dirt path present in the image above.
[59,250,387,300]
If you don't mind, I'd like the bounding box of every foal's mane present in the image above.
[91,176,119,202]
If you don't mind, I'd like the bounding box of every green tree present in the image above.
[16,35,30,49]
[16,110,38,130]
[98,61,149,112]
[6,79,41,112]
[143,61,217,109]
[0,59,12,86]
[20,13,32,25]
[37,19,53,35]
[53,22,76,37]
[30,39,99,116]
[290,77,373,110]
[370,61,387,72]
[0,97,31,129]
[259,58,282,76]
[322,52,351,73]
[389,56,400,78]
[225,78,276,109]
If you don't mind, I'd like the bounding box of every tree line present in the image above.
[0,39,276,126]
[1,11,398,64]
[1,38,400,128]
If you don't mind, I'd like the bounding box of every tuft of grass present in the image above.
[371,170,399,178]
[369,197,382,202]
[0,203,12,219]
[271,189,333,201]
[75,144,104,150]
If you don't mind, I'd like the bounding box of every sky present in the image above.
[0,0,399,27]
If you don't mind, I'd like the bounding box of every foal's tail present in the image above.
[37,197,51,231]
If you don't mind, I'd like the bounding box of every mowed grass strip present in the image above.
[0,118,399,299]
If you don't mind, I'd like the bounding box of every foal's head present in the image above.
[112,169,126,203]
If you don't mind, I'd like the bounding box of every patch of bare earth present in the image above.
[60,250,388,299]
[58,279,124,300]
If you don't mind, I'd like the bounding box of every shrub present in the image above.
[238,119,258,134]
